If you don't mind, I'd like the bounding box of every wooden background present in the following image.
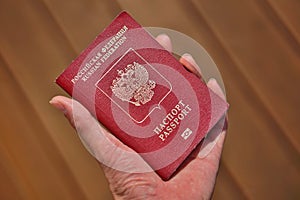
[0,0,299,199]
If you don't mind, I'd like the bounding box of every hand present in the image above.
[50,34,227,200]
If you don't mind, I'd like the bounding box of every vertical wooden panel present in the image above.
[266,0,300,43]
[212,161,248,200]
[252,0,300,54]
[191,0,300,152]
[0,143,29,200]
[190,0,300,199]
[0,55,87,199]
[42,0,122,51]
[0,0,113,199]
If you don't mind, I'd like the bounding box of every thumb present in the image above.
[49,96,152,174]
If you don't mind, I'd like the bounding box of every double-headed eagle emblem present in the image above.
[111,62,156,106]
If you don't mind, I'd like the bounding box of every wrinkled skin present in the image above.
[50,34,227,200]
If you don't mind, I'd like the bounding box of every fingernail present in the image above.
[208,78,217,84]
[211,78,224,92]
[182,53,201,71]
[207,78,219,89]
[182,53,196,64]
[49,99,67,114]
[182,53,192,59]
[157,33,169,39]
[156,34,170,43]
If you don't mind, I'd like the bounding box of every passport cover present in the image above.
[55,11,228,180]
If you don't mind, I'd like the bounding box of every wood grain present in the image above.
[266,0,300,44]
[0,0,299,199]
[0,55,87,199]
[0,0,113,199]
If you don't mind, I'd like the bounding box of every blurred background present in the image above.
[0,0,300,199]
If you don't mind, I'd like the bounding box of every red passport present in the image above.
[56,11,228,180]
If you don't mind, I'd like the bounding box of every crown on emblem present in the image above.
[111,62,156,106]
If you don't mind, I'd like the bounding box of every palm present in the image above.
[100,122,225,200]
[50,34,227,200]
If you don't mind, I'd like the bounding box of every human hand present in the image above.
[50,34,227,200]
